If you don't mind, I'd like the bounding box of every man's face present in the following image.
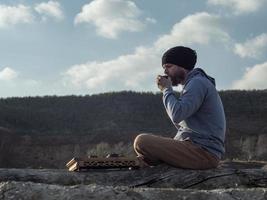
[162,63,187,86]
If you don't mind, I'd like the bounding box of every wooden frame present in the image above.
[66,156,140,171]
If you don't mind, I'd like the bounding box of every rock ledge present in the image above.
[0,161,267,200]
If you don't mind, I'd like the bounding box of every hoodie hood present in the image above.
[185,68,216,86]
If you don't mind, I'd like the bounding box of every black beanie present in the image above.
[162,46,197,70]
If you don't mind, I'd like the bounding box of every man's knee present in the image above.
[134,133,152,151]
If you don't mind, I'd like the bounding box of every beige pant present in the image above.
[134,133,219,169]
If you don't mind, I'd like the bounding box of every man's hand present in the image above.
[156,75,172,91]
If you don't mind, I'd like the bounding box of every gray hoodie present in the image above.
[162,68,226,159]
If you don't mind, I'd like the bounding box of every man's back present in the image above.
[163,68,226,159]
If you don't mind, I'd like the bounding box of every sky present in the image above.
[0,0,267,97]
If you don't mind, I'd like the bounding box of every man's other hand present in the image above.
[156,75,172,91]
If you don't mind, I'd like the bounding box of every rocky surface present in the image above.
[0,161,267,199]
[1,182,266,200]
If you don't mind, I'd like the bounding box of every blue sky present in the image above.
[0,0,267,97]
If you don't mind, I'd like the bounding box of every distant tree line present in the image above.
[0,90,266,138]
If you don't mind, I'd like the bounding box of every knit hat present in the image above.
[162,46,197,70]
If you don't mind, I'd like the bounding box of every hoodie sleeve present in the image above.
[162,78,207,124]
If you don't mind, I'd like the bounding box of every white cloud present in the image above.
[63,47,160,91]
[207,0,267,14]
[0,78,48,97]
[234,33,267,58]
[0,4,34,28]
[35,1,64,21]
[0,68,61,96]
[154,12,230,50]
[64,12,229,92]
[0,67,18,81]
[74,0,155,39]
[145,17,157,24]
[232,62,267,89]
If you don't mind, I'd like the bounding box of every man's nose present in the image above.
[164,69,168,75]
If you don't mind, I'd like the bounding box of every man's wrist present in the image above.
[162,86,173,93]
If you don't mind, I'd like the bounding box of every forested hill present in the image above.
[0,90,267,138]
[0,91,171,136]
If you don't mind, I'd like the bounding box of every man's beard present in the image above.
[170,76,183,86]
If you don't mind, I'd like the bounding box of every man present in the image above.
[134,46,226,169]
